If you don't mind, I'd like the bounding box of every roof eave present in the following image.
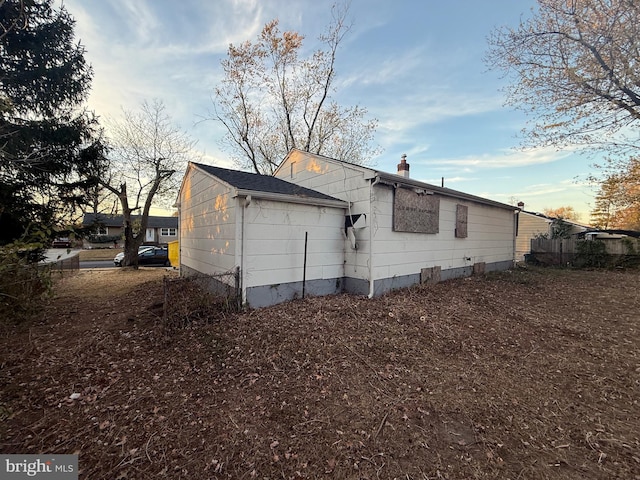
[374,172,516,211]
[233,188,349,209]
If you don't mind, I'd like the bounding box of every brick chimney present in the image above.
[397,154,410,178]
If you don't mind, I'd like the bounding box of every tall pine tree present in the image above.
[0,0,102,248]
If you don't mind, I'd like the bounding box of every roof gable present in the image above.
[277,148,375,178]
[191,162,344,203]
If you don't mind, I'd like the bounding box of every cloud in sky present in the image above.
[59,0,598,217]
[420,146,573,170]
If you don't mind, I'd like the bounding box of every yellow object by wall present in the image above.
[168,241,179,267]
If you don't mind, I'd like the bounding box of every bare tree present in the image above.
[486,0,640,163]
[212,2,379,174]
[99,99,195,267]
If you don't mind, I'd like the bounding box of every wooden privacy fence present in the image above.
[529,237,640,266]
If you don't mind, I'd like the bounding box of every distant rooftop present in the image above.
[82,213,177,229]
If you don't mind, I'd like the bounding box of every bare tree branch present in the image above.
[102,99,196,267]
[211,1,379,174]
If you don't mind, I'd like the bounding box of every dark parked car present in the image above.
[114,246,169,267]
[52,237,72,248]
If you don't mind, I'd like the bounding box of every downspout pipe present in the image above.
[240,195,252,305]
[368,176,381,298]
[513,207,520,266]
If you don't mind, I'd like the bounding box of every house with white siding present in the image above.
[176,150,518,308]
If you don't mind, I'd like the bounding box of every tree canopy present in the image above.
[212,4,379,174]
[590,158,640,230]
[98,99,195,267]
[0,0,101,247]
[543,206,580,222]
[486,0,640,161]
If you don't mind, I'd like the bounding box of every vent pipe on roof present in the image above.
[397,154,410,178]
[517,201,525,209]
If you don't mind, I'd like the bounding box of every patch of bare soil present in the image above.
[1,267,639,479]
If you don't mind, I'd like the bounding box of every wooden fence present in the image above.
[529,237,640,266]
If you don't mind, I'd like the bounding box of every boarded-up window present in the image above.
[455,204,468,238]
[393,188,440,233]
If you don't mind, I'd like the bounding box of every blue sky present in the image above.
[63,0,599,221]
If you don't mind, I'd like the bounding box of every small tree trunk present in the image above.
[122,220,140,269]
[118,183,143,269]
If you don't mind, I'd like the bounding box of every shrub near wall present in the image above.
[574,239,640,268]
[0,248,52,324]
[574,240,608,268]
[531,237,640,268]
[87,234,121,244]
[84,234,122,249]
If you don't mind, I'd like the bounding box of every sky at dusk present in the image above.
[63,0,600,222]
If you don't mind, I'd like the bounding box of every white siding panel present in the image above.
[371,185,515,280]
[276,150,370,204]
[242,199,345,288]
[179,167,237,275]
[275,151,375,281]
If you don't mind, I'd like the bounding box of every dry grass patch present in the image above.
[78,249,122,261]
[53,268,173,299]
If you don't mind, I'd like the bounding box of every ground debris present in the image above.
[1,267,639,479]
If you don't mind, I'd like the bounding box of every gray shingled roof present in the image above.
[193,162,343,202]
[83,213,178,229]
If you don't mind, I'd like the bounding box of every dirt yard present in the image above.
[1,267,639,479]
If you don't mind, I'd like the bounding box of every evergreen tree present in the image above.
[0,0,102,248]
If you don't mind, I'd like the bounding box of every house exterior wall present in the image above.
[276,151,515,298]
[274,150,372,291]
[181,153,516,309]
[369,186,515,295]
[179,166,237,279]
[241,198,346,308]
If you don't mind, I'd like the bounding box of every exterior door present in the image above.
[145,228,155,242]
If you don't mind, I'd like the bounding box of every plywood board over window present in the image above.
[393,188,440,233]
[455,204,468,238]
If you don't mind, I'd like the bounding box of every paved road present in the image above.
[79,261,172,269]
[80,260,116,269]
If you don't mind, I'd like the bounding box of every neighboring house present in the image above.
[515,203,589,261]
[177,150,518,308]
[579,229,640,240]
[82,213,178,247]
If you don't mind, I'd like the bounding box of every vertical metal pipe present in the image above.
[302,231,308,298]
